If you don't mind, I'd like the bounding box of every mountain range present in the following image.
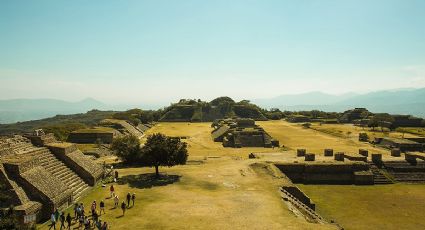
[253,88,425,118]
[1,88,424,124]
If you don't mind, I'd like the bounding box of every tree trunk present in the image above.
[155,165,159,178]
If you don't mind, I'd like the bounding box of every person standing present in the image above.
[66,213,72,230]
[49,212,56,230]
[126,192,131,207]
[121,201,126,216]
[54,209,60,226]
[73,203,78,219]
[59,212,65,230]
[110,185,115,198]
[131,193,136,207]
[99,200,105,215]
[101,221,108,230]
[114,195,119,208]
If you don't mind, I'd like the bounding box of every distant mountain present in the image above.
[253,88,425,118]
[253,91,358,108]
[0,98,108,124]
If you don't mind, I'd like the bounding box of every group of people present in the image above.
[48,183,137,229]
[49,201,109,230]
[110,185,136,216]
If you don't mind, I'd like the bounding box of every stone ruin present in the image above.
[0,131,104,226]
[211,118,279,148]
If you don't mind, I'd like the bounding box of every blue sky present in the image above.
[1,0,425,104]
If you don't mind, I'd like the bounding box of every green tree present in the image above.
[142,133,188,178]
[111,135,141,164]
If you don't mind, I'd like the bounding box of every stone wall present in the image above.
[275,162,372,184]
[47,143,103,186]
[67,132,114,144]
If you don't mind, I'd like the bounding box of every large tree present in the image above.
[142,133,188,177]
[111,134,141,164]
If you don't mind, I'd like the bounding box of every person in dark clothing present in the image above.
[121,201,126,216]
[126,192,131,207]
[114,170,119,180]
[59,212,65,230]
[99,200,105,215]
[131,193,136,207]
[66,213,72,230]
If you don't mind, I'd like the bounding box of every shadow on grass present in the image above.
[117,173,181,189]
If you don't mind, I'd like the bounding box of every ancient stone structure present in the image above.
[334,152,345,161]
[391,115,424,128]
[211,118,279,148]
[338,108,370,123]
[324,149,333,157]
[358,133,369,142]
[359,149,369,157]
[67,130,114,144]
[374,137,423,152]
[275,162,372,185]
[286,115,311,123]
[391,148,401,157]
[305,153,315,161]
[0,133,104,225]
[371,154,382,164]
[297,149,306,157]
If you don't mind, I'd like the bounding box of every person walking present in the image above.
[121,201,126,216]
[54,209,60,225]
[110,185,115,198]
[66,213,72,230]
[48,212,56,230]
[91,200,97,215]
[99,200,105,215]
[59,212,65,230]
[126,192,131,207]
[114,195,119,208]
[131,193,136,207]
[73,203,78,219]
[101,221,108,230]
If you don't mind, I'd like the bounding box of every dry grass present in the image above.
[298,184,425,230]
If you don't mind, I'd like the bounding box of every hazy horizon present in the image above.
[1,0,425,104]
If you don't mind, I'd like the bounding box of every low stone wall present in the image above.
[67,132,114,144]
[47,143,103,186]
[282,186,315,210]
[275,162,371,184]
[344,154,367,162]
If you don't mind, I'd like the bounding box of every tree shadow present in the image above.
[117,173,181,189]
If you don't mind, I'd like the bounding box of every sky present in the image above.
[1,0,425,104]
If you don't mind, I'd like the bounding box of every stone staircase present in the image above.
[368,162,393,184]
[280,188,326,224]
[26,147,90,201]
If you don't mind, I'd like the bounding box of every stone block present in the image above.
[324,149,333,156]
[334,152,345,161]
[359,149,369,157]
[305,153,315,161]
[297,149,306,157]
[391,148,401,157]
[371,154,382,163]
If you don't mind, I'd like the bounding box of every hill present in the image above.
[0,98,108,124]
[254,88,425,118]
[0,110,115,135]
[160,97,267,122]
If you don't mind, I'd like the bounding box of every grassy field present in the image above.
[298,184,425,230]
[38,121,425,229]
[258,120,390,156]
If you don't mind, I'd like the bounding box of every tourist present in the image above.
[66,213,72,229]
[121,201,126,216]
[131,193,136,206]
[91,200,97,214]
[114,195,119,208]
[126,192,131,207]
[92,209,99,225]
[59,212,65,230]
[84,216,91,230]
[99,200,105,215]
[96,219,102,230]
[49,212,56,230]
[73,203,79,219]
[78,215,84,229]
[110,185,115,198]
[54,209,60,225]
[115,170,119,181]
[101,221,109,230]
